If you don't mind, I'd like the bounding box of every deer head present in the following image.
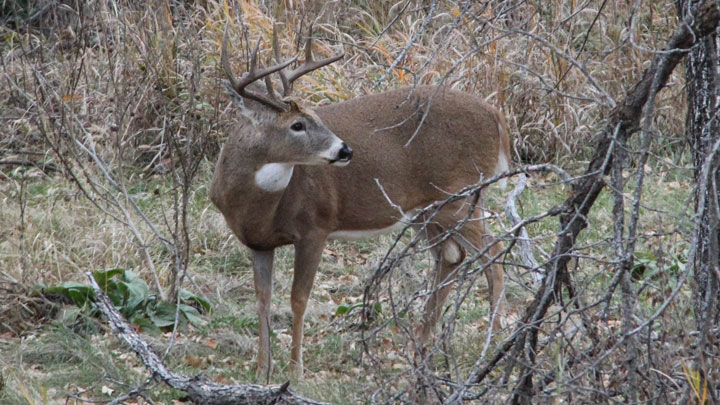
[221,25,351,169]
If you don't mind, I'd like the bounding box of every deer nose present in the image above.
[338,143,353,161]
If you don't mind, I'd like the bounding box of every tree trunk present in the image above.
[677,0,720,399]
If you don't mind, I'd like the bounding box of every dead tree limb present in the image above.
[0,158,58,173]
[504,173,544,285]
[86,273,327,405]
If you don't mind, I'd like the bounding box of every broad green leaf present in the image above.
[123,278,151,314]
[105,281,125,307]
[44,283,94,306]
[131,316,161,335]
[149,302,179,328]
[179,304,204,326]
[92,268,125,291]
[114,281,130,309]
[121,269,138,282]
[180,289,211,312]
[66,289,91,307]
[335,305,350,316]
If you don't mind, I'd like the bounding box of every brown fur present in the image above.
[210,85,510,380]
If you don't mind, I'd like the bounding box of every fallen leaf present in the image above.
[183,354,204,368]
[204,338,218,349]
[62,94,83,102]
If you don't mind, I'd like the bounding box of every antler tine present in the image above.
[285,53,344,84]
[221,25,298,111]
[272,23,292,97]
[236,41,297,110]
[273,23,344,97]
[221,26,240,90]
[264,75,279,100]
[248,37,261,72]
[305,23,315,63]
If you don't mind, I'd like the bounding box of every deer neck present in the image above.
[211,145,300,249]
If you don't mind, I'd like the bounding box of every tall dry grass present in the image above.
[2,0,687,164]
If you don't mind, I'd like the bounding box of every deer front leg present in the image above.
[251,249,275,383]
[289,235,325,380]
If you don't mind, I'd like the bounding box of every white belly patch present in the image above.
[329,210,420,240]
[329,222,406,240]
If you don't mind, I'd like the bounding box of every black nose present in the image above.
[338,143,353,161]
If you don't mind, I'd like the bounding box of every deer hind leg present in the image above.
[417,211,506,344]
[452,217,507,332]
[417,224,466,345]
[289,235,325,380]
[485,239,506,331]
[251,249,275,383]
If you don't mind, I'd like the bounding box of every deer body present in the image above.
[213,86,509,240]
[211,85,510,379]
[212,28,509,380]
[316,86,509,230]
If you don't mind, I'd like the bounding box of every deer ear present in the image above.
[225,81,259,122]
[287,99,301,112]
[224,81,244,106]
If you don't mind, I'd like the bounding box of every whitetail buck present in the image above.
[211,26,510,380]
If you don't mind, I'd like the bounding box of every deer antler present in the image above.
[273,23,344,97]
[222,26,297,111]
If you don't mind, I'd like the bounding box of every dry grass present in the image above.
[0,0,698,403]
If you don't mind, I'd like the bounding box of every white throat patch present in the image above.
[254,163,294,192]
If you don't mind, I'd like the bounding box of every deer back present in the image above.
[310,85,510,231]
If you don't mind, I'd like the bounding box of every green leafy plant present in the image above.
[35,269,210,334]
[631,249,686,282]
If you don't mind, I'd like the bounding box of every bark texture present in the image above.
[677,0,720,399]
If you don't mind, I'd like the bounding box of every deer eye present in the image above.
[290,122,305,132]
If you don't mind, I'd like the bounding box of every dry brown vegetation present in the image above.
[0,0,710,403]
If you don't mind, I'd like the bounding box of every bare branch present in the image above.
[87,273,327,405]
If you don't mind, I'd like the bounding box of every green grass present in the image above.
[1,324,156,404]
